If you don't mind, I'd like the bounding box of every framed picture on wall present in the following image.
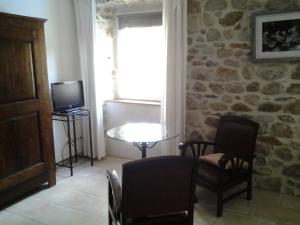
[251,10,300,62]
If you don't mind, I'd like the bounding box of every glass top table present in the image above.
[106,123,179,158]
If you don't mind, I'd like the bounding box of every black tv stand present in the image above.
[51,108,93,176]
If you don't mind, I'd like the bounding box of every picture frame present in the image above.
[251,10,300,63]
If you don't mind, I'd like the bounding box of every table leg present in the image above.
[88,111,94,166]
[67,116,73,176]
[141,142,147,158]
[72,115,78,163]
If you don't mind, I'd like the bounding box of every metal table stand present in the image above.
[52,109,93,176]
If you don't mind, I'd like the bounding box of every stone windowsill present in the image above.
[105,99,161,106]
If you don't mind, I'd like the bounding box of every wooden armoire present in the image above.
[0,13,56,205]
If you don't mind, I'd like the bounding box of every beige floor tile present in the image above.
[86,215,108,225]
[281,194,300,211]
[195,187,217,207]
[252,204,300,225]
[56,174,108,198]
[252,189,283,207]
[56,160,97,179]
[34,188,108,216]
[195,186,254,216]
[224,197,254,216]
[0,211,44,225]
[193,204,217,225]
[31,183,69,201]
[214,213,276,225]
[6,197,98,225]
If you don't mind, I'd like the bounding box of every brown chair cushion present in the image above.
[197,155,249,185]
[199,153,249,170]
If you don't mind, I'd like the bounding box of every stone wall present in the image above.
[187,0,300,195]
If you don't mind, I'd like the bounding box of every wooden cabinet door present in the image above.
[0,13,56,196]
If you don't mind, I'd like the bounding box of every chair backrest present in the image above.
[121,156,196,218]
[214,115,259,155]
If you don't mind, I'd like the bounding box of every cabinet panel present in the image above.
[15,114,41,169]
[0,40,13,104]
[0,120,17,178]
[13,41,36,101]
[0,38,36,103]
[0,38,36,104]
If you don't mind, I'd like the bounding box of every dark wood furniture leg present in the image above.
[72,115,78,163]
[217,190,223,217]
[247,175,253,200]
[67,116,73,176]
[141,142,147,158]
[88,111,94,166]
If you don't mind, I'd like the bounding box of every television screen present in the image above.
[51,81,85,112]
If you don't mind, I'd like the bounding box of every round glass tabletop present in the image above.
[106,123,179,144]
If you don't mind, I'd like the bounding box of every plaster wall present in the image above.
[104,102,161,159]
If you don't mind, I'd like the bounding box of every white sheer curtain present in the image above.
[160,0,187,155]
[73,0,106,159]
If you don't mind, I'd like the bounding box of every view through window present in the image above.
[115,12,163,101]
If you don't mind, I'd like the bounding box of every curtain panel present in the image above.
[161,0,187,155]
[73,0,106,159]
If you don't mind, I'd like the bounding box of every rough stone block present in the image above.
[221,95,233,103]
[278,115,296,123]
[261,82,285,95]
[283,164,300,180]
[224,59,239,68]
[291,65,300,80]
[225,82,245,93]
[192,81,207,92]
[231,103,252,112]
[204,0,227,11]
[244,94,260,105]
[258,136,282,146]
[216,66,239,81]
[269,159,284,168]
[188,0,202,14]
[284,100,300,115]
[204,116,220,128]
[271,123,293,138]
[209,102,228,111]
[265,0,299,10]
[219,11,243,26]
[232,0,248,9]
[256,65,287,81]
[274,148,293,161]
[254,167,272,176]
[255,176,282,192]
[258,103,282,112]
[209,83,224,94]
[217,48,234,58]
[206,28,221,41]
[287,84,300,95]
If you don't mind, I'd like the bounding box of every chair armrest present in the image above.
[106,169,122,212]
[179,140,215,157]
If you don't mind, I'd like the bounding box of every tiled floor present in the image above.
[1,157,300,225]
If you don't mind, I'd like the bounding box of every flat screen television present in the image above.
[51,80,85,112]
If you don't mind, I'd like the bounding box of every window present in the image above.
[115,12,163,101]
